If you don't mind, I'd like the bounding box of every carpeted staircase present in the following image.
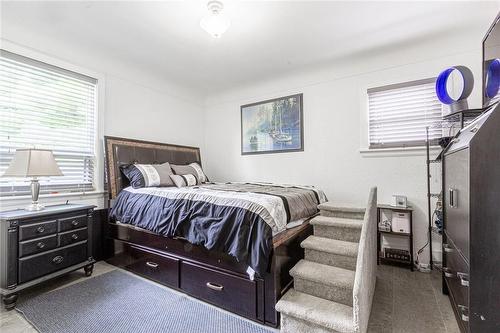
[276,188,377,333]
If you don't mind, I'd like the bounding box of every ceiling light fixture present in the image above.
[200,1,230,38]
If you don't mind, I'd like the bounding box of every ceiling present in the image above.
[1,1,499,95]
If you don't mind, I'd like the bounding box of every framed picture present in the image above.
[241,93,303,155]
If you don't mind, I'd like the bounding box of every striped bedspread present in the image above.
[109,182,326,276]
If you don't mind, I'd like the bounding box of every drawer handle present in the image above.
[71,234,79,240]
[457,272,469,287]
[442,243,454,253]
[458,304,469,322]
[36,242,45,249]
[449,188,457,208]
[443,267,454,278]
[146,261,159,269]
[71,220,79,227]
[52,256,64,265]
[37,226,45,233]
[206,282,224,291]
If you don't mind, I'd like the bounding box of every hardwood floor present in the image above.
[1,262,459,333]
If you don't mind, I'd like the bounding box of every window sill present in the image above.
[359,146,442,157]
[0,190,106,202]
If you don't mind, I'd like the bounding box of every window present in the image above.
[368,78,442,149]
[0,50,97,196]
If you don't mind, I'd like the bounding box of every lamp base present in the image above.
[25,203,45,211]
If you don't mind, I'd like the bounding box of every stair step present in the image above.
[276,289,355,333]
[318,202,365,220]
[290,260,355,306]
[310,216,363,242]
[301,236,358,270]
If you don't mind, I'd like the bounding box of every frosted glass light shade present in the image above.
[3,149,63,177]
[200,1,230,38]
[200,13,230,38]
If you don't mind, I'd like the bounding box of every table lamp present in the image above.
[2,149,63,211]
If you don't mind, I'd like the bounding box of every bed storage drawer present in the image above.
[180,261,257,320]
[18,241,88,283]
[123,244,179,288]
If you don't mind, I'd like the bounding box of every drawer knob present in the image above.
[52,256,64,265]
[37,226,45,233]
[458,305,469,322]
[206,282,224,291]
[443,267,454,278]
[442,243,454,253]
[36,242,45,249]
[457,272,469,287]
[71,234,79,240]
[146,261,159,269]
[71,220,79,227]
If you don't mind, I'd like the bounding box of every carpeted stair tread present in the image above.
[301,236,359,257]
[276,289,354,333]
[318,203,365,214]
[290,259,355,288]
[311,216,363,229]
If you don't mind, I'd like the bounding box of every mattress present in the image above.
[109,182,326,276]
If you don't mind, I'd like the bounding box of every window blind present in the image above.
[0,50,97,196]
[368,78,442,149]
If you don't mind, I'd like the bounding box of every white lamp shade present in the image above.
[2,149,63,177]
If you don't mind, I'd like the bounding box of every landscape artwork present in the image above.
[241,94,303,155]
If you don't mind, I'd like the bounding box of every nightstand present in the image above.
[0,203,96,309]
[376,204,414,271]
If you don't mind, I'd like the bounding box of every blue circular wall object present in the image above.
[486,59,500,99]
[435,66,474,105]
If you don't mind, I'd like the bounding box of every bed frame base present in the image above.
[106,222,312,327]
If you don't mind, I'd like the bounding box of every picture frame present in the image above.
[240,93,304,155]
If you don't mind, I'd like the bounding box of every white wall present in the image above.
[202,33,485,265]
[0,30,204,210]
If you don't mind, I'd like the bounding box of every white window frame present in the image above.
[0,41,105,204]
[358,75,445,157]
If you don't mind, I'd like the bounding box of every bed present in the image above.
[104,136,325,327]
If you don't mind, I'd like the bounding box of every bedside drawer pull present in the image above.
[442,243,454,253]
[71,234,79,240]
[458,305,469,322]
[71,220,79,227]
[52,255,64,265]
[146,261,159,269]
[37,226,45,233]
[206,282,224,291]
[36,242,45,249]
[443,267,454,278]
[457,272,469,287]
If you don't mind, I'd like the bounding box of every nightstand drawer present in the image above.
[19,220,58,241]
[58,228,88,247]
[19,234,58,257]
[58,215,87,232]
[18,241,88,284]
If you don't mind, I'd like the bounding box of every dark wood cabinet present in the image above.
[0,204,96,309]
[442,104,500,333]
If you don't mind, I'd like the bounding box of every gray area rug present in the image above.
[17,270,272,333]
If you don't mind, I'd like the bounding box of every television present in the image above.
[483,12,500,108]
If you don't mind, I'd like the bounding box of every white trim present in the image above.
[0,190,106,202]
[0,39,106,194]
[360,145,441,157]
[0,191,106,212]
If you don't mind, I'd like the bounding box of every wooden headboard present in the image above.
[104,136,201,199]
